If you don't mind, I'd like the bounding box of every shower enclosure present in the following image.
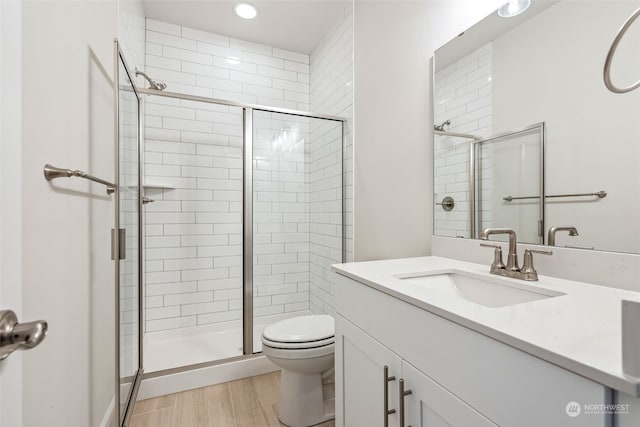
[114,23,347,415]
[138,88,346,373]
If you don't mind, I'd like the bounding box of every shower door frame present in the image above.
[133,86,348,376]
[114,40,144,427]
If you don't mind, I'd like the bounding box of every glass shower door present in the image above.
[251,110,343,351]
[142,94,244,372]
[116,49,142,423]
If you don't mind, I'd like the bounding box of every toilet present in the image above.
[261,315,335,427]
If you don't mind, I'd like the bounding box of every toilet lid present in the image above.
[262,315,334,343]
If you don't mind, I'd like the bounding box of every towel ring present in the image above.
[604,8,640,94]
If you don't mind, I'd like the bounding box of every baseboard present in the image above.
[99,396,115,427]
[137,354,279,400]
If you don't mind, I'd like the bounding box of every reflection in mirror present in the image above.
[434,122,543,244]
[433,0,640,254]
[475,124,543,244]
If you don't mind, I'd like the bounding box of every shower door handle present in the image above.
[111,228,126,260]
[0,309,48,360]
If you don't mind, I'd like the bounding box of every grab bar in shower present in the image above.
[43,164,116,195]
[604,8,640,93]
[503,191,607,202]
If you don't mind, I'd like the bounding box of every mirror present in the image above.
[433,0,640,253]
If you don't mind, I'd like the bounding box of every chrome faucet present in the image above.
[547,226,578,246]
[480,227,552,281]
[480,228,519,271]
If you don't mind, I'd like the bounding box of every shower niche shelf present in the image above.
[142,182,175,190]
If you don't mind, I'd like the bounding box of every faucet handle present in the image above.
[521,249,553,281]
[479,243,500,249]
[480,243,506,272]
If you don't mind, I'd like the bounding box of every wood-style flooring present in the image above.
[130,371,335,427]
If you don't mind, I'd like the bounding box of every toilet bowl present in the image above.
[261,315,335,427]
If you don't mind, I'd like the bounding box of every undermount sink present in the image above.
[397,270,565,308]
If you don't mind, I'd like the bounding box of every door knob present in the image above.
[0,309,48,360]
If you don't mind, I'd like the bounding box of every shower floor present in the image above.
[143,310,312,373]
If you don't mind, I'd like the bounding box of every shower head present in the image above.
[135,68,167,91]
[151,80,168,91]
[434,119,451,131]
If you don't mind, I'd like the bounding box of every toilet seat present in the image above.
[262,335,335,350]
[261,340,335,360]
[262,314,334,344]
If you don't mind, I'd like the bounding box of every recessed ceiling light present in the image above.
[497,0,531,18]
[234,3,257,20]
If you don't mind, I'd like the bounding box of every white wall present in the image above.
[0,1,23,426]
[21,1,116,426]
[352,0,503,262]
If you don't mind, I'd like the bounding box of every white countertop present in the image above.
[333,256,640,397]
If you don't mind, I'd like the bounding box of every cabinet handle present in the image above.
[399,378,412,427]
[384,365,396,427]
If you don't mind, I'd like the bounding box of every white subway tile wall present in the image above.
[252,111,311,319]
[145,18,310,111]
[143,99,244,333]
[142,17,352,331]
[434,43,492,238]
[309,5,353,316]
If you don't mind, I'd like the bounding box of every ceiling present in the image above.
[142,0,350,54]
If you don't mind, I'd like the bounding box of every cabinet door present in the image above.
[336,314,402,427]
[614,391,640,427]
[401,361,497,427]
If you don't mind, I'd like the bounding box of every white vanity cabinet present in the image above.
[334,272,611,427]
[336,314,495,427]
